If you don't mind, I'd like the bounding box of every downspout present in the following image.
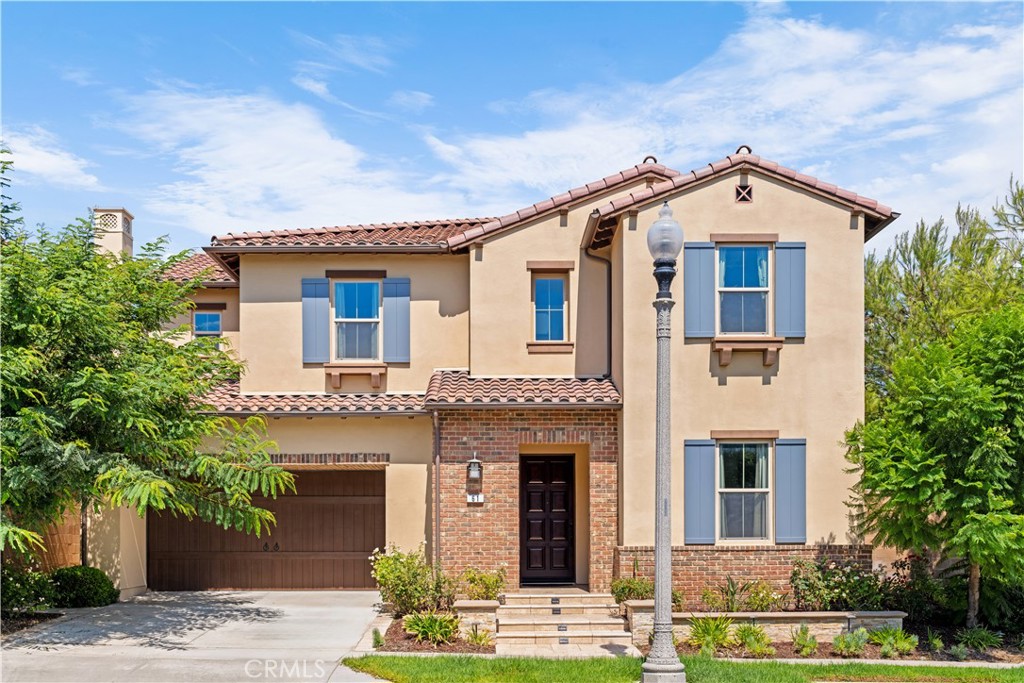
[583,226,614,378]
[432,409,442,568]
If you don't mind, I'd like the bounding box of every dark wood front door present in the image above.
[147,470,384,590]
[520,456,574,584]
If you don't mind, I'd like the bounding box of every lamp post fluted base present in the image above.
[641,662,687,682]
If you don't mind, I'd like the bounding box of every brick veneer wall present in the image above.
[436,408,619,591]
[615,544,873,609]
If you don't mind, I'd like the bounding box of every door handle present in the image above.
[273,542,280,552]
[263,543,270,552]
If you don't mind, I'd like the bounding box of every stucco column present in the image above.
[642,259,685,682]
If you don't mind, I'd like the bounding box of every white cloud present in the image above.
[289,31,392,74]
[3,126,103,190]
[389,90,434,113]
[114,86,473,237]
[425,11,1023,250]
[59,67,99,86]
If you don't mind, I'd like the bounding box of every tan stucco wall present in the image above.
[617,171,865,547]
[86,506,147,599]
[167,287,241,353]
[469,183,658,378]
[266,415,434,552]
[239,254,468,393]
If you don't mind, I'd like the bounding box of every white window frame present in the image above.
[332,280,381,361]
[532,273,569,342]
[716,441,772,543]
[193,311,222,338]
[716,244,772,336]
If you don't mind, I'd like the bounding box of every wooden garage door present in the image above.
[147,470,384,590]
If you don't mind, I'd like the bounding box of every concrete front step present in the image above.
[495,630,635,646]
[496,604,620,617]
[497,615,627,633]
[502,593,614,607]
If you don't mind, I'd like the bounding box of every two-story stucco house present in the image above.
[89,148,897,604]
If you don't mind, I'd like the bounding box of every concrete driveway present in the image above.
[1,591,384,682]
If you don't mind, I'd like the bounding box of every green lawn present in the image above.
[343,655,1024,683]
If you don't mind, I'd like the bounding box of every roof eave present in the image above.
[423,401,622,409]
[203,409,430,416]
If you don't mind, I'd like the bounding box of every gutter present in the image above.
[423,402,622,409]
[205,244,449,254]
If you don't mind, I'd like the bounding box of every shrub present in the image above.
[370,545,454,616]
[610,577,683,610]
[867,626,917,656]
[465,624,494,647]
[955,626,1003,651]
[735,623,774,657]
[687,615,735,653]
[882,556,944,624]
[0,564,56,614]
[371,628,384,649]
[832,628,868,657]
[50,566,118,608]
[948,643,969,661]
[879,642,896,659]
[746,581,786,612]
[402,611,460,647]
[926,627,943,652]
[700,576,751,612]
[459,567,506,601]
[790,559,884,611]
[791,624,818,657]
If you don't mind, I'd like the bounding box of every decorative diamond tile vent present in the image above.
[558,637,569,645]
[96,213,118,230]
[552,608,561,615]
[736,184,754,203]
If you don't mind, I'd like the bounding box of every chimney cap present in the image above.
[93,207,135,220]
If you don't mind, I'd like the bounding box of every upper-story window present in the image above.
[194,311,222,337]
[718,442,770,540]
[334,281,380,360]
[718,245,769,335]
[533,276,567,342]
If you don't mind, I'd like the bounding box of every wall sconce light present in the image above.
[467,453,483,480]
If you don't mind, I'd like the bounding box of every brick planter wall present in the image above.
[436,408,619,591]
[615,544,872,610]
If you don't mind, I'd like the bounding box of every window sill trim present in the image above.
[323,362,387,390]
[526,341,574,354]
[712,337,784,367]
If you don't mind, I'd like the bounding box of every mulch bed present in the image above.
[380,618,496,654]
[1,612,62,637]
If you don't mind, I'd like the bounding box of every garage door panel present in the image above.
[148,471,384,590]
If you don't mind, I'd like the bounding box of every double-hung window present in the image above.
[718,246,769,334]
[194,311,222,338]
[334,281,380,360]
[533,277,566,342]
[718,442,770,540]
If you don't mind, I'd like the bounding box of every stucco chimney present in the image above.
[93,208,134,256]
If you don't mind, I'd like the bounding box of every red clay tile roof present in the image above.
[445,162,678,250]
[424,370,621,407]
[202,380,426,415]
[165,251,236,284]
[588,151,898,247]
[211,217,493,249]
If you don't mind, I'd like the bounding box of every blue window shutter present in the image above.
[301,278,330,364]
[684,243,715,338]
[775,242,806,338]
[383,277,411,363]
[775,438,807,543]
[684,439,716,544]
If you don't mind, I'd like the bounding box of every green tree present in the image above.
[849,181,1024,627]
[1,210,294,556]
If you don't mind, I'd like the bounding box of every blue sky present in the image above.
[3,2,1022,254]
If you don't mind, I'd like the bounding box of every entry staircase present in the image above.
[495,592,633,650]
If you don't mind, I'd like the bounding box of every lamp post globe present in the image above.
[641,201,686,683]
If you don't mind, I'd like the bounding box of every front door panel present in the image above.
[520,456,574,583]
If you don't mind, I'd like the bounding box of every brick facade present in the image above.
[615,544,873,609]
[436,408,619,591]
